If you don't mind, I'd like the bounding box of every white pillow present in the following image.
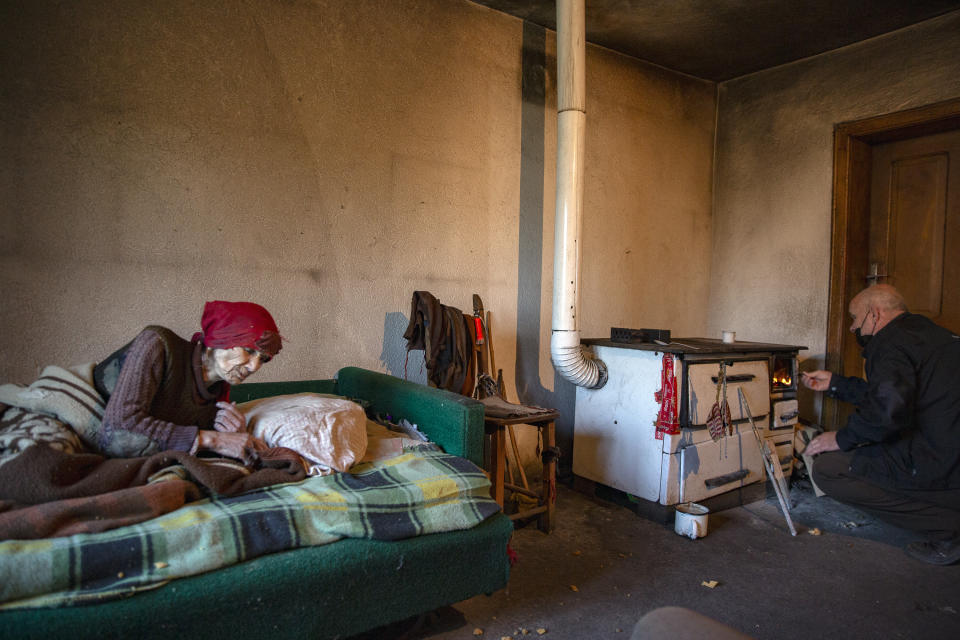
[239,393,368,476]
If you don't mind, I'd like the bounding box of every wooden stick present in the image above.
[739,388,796,536]
[486,311,497,383]
[508,505,548,521]
[504,483,540,498]
[508,424,530,490]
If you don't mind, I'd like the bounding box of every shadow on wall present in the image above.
[380,311,427,386]
[514,22,577,476]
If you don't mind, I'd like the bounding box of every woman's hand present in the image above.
[195,430,267,466]
[213,401,247,433]
[801,370,832,392]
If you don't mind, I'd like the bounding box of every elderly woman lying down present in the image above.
[93,299,283,462]
[0,300,463,551]
[0,364,500,611]
[0,300,310,537]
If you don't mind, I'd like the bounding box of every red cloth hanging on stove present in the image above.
[654,354,680,439]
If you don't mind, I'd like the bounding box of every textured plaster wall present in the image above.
[513,28,715,471]
[710,11,960,420]
[0,0,716,447]
[0,0,522,384]
[577,47,715,340]
[525,38,715,395]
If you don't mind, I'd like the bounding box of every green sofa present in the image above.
[0,367,513,640]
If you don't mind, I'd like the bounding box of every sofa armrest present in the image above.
[336,367,484,466]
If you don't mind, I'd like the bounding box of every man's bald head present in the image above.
[852,284,908,313]
[849,284,908,337]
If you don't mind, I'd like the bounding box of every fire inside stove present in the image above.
[771,355,795,390]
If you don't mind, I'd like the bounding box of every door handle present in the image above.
[866,262,888,284]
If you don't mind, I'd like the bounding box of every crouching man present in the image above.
[802,284,960,565]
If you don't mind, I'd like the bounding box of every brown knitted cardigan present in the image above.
[95,326,225,455]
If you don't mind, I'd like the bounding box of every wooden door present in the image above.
[828,99,960,430]
[869,129,960,332]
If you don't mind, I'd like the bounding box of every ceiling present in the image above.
[468,0,960,81]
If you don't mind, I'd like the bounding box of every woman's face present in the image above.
[209,347,270,384]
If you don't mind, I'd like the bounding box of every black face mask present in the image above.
[854,312,875,349]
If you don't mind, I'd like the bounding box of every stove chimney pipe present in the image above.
[549,0,607,389]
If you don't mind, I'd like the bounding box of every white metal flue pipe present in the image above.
[550,0,607,389]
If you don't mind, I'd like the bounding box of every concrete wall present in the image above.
[710,11,960,421]
[0,0,716,467]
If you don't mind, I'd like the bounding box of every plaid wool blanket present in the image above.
[0,447,499,609]
[0,364,306,540]
[0,443,306,540]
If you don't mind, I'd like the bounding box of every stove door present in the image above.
[687,360,770,425]
[678,431,766,503]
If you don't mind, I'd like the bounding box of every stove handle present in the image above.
[703,468,750,489]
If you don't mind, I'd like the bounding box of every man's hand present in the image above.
[196,430,267,465]
[803,431,840,456]
[801,370,833,392]
[213,401,247,433]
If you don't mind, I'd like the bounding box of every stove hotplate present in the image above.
[582,336,806,354]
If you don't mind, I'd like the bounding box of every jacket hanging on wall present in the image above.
[403,291,474,393]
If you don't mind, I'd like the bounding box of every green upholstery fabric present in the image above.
[0,368,510,640]
[0,515,513,640]
[336,367,486,466]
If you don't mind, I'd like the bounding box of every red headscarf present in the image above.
[193,301,282,357]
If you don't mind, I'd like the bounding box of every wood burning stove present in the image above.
[771,353,798,392]
[573,332,804,510]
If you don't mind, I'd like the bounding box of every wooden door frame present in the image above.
[825,97,960,429]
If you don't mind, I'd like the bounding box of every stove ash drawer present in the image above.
[772,399,799,430]
[687,360,770,425]
[677,433,765,504]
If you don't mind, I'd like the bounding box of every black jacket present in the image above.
[829,313,960,490]
[402,291,472,393]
